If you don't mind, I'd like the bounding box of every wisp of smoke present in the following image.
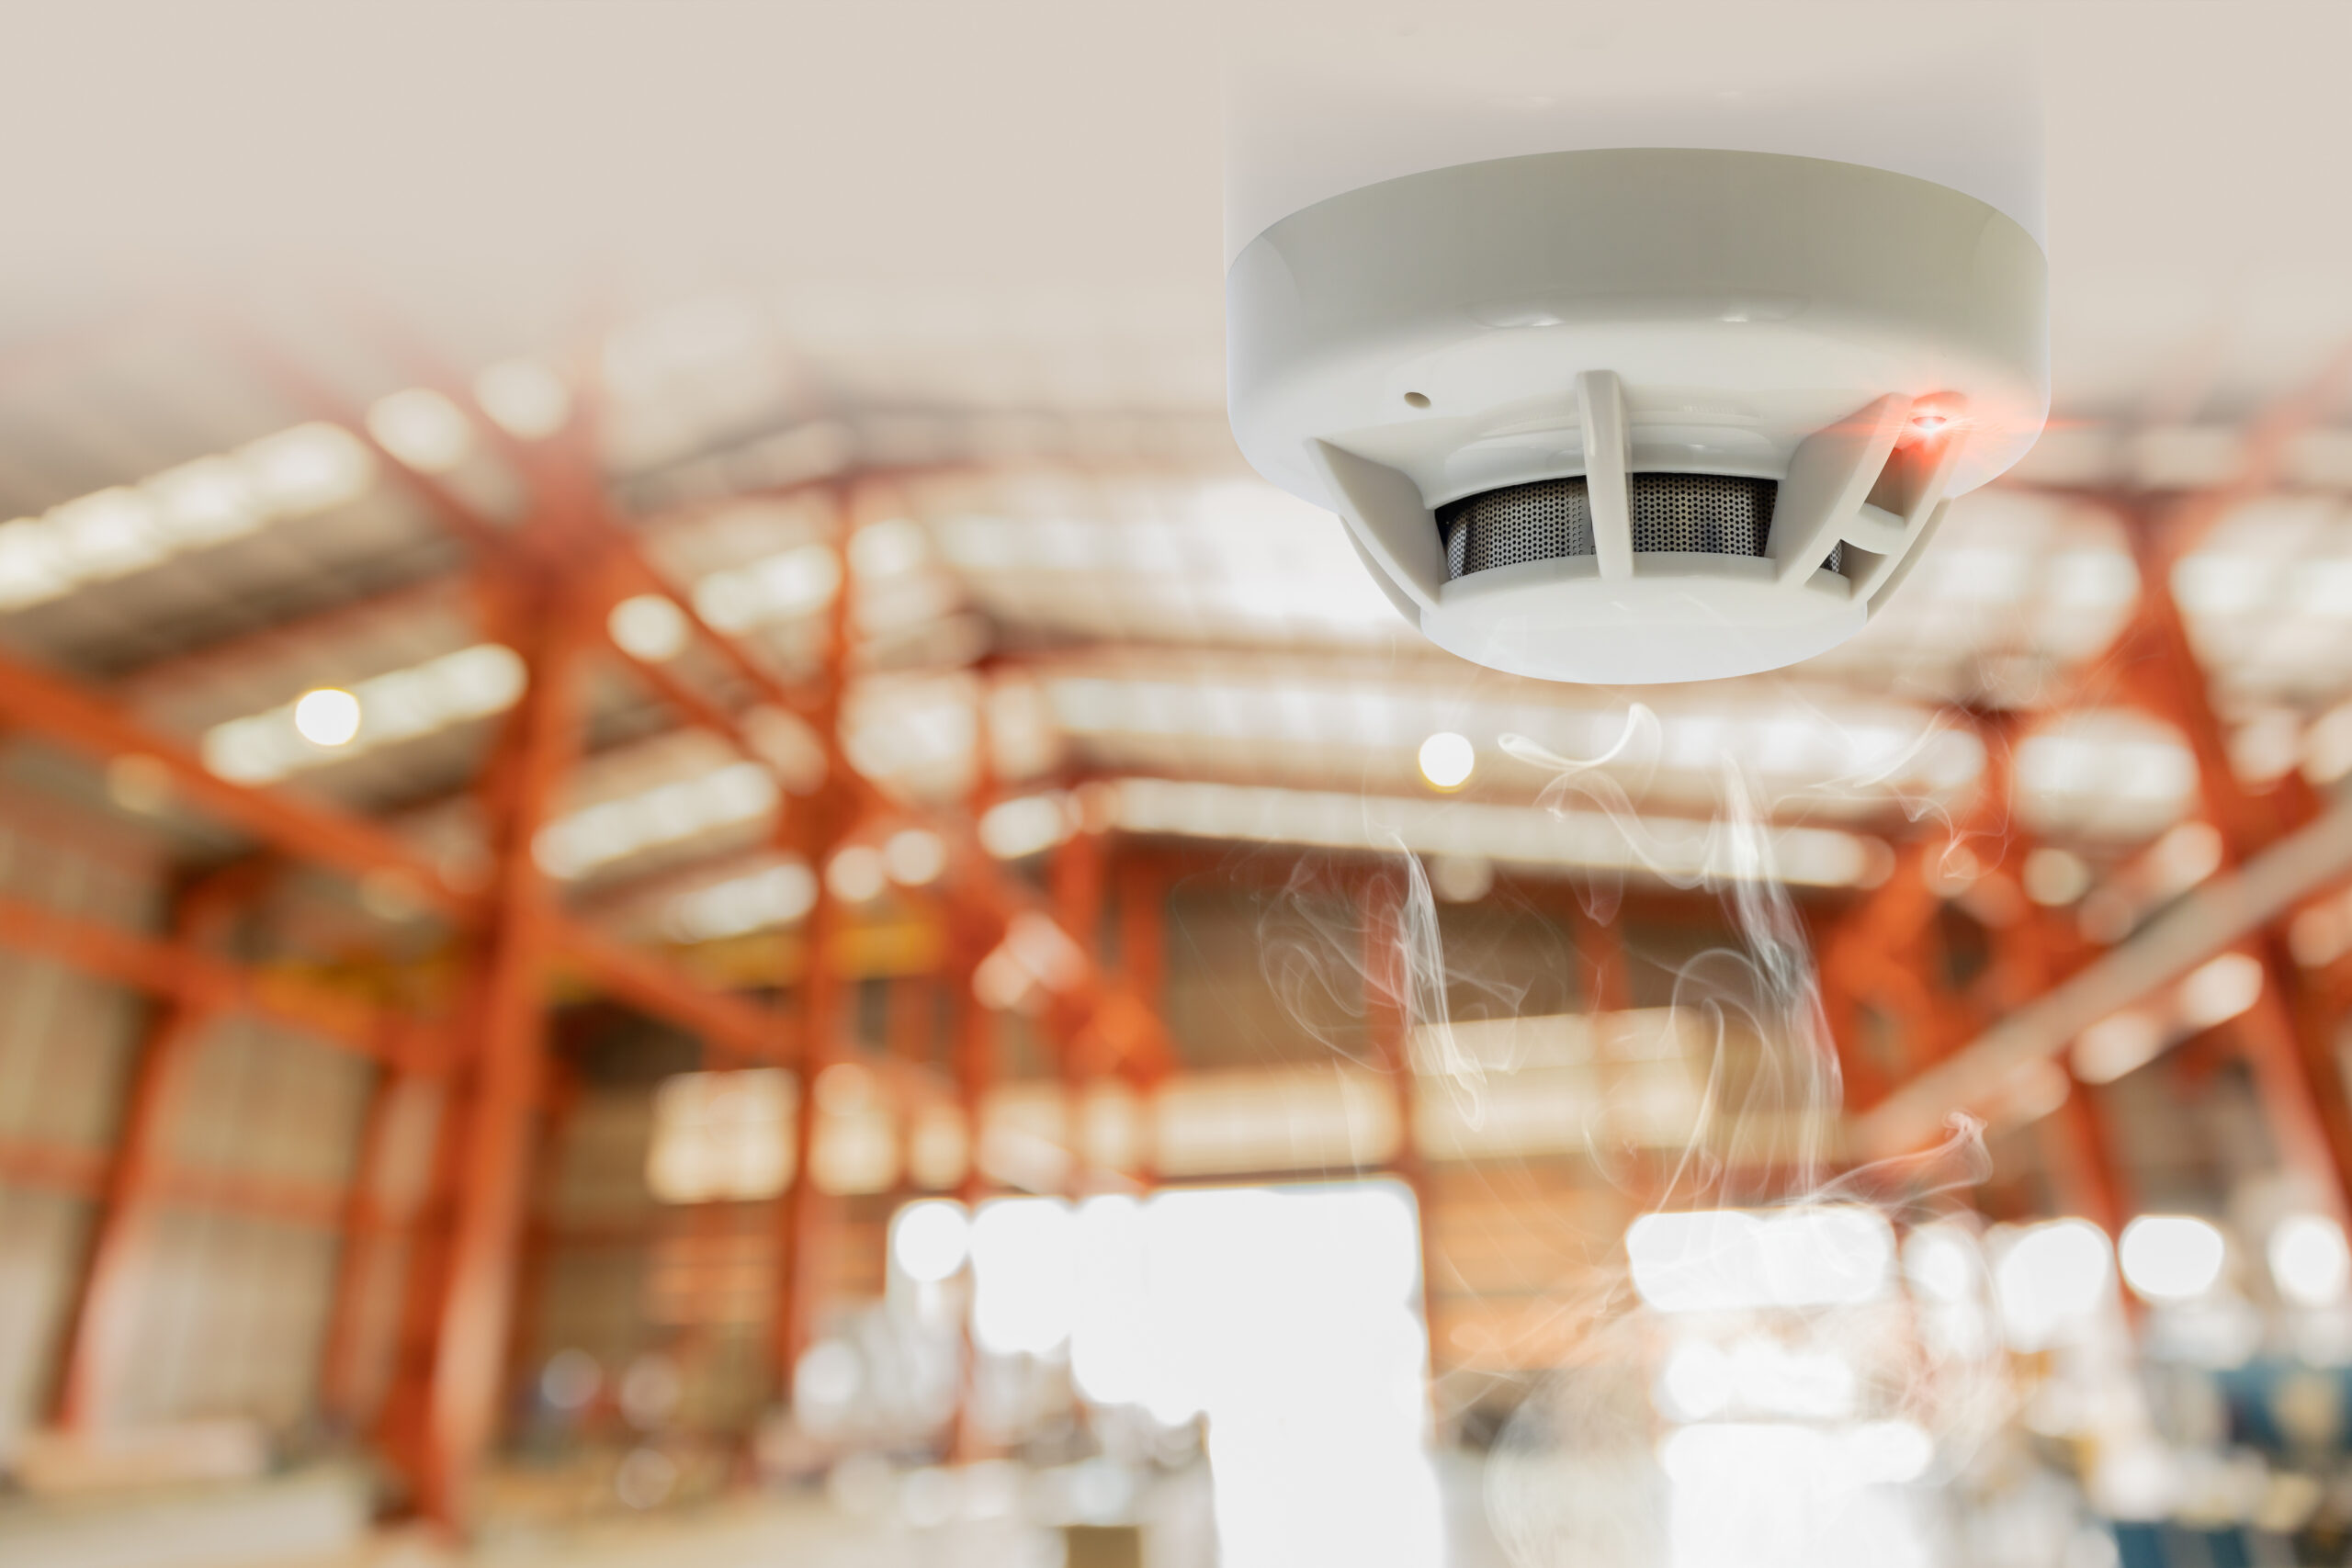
[1261,700,2008,1568]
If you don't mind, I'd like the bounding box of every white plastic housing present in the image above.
[1227,147,2049,683]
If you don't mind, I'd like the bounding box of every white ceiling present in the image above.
[6,3,2352,427]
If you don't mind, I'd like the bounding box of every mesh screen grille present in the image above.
[1440,475,1812,579]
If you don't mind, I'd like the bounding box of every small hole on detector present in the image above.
[1403,391,1430,409]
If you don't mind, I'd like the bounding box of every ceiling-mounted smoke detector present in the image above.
[1227,56,2049,684]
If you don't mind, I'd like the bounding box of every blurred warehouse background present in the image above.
[6,4,2352,1566]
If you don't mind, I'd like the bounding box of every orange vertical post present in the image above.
[318,1063,404,1431]
[413,594,585,1528]
[774,886,843,1394]
[773,493,857,1401]
[52,863,264,1429]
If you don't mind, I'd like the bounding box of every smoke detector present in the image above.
[1227,140,2048,683]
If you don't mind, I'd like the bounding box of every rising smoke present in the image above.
[1263,701,2011,1567]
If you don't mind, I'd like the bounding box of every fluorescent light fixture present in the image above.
[1111,777,1886,889]
[473,358,571,439]
[237,423,377,516]
[884,827,947,886]
[979,792,1078,860]
[646,1068,792,1203]
[691,543,842,633]
[0,423,373,611]
[366,388,475,474]
[2016,716,2199,837]
[534,760,779,880]
[2021,846,2091,907]
[608,593,692,661]
[826,844,887,904]
[848,518,929,579]
[203,643,526,784]
[1046,675,1981,798]
[664,860,818,942]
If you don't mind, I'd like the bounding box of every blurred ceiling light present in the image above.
[2071,1010,2165,1085]
[534,760,779,880]
[1624,1207,1893,1314]
[474,357,572,439]
[692,543,842,633]
[292,688,363,748]
[2177,952,2265,1031]
[2174,549,2278,619]
[935,493,1408,644]
[1993,1219,2112,1350]
[1111,777,1885,889]
[204,643,527,784]
[2269,1215,2351,1307]
[1049,675,1975,798]
[0,423,369,613]
[2016,718,2199,836]
[608,593,692,661]
[890,1200,971,1284]
[664,860,817,943]
[979,792,1078,860]
[49,489,168,579]
[841,680,978,794]
[366,387,475,474]
[826,843,888,904]
[2022,846,2092,907]
[646,1068,791,1203]
[849,518,929,579]
[2118,1214,2227,1303]
[144,457,263,547]
[1418,731,1475,791]
[241,423,376,515]
[884,827,947,886]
